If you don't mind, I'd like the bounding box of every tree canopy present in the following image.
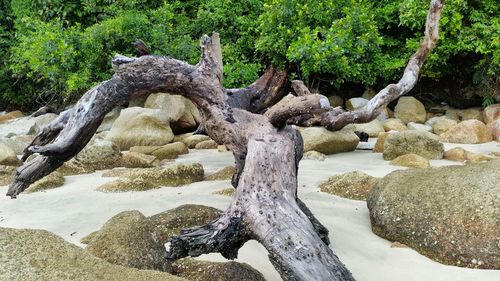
[0,0,498,110]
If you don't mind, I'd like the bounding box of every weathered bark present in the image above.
[7,33,353,280]
[226,66,288,113]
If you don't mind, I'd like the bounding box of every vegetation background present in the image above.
[0,0,498,111]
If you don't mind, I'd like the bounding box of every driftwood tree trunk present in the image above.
[7,1,444,280]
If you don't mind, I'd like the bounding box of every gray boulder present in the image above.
[0,142,20,166]
[130,142,188,160]
[0,227,186,281]
[25,171,65,193]
[0,165,15,186]
[368,160,500,269]
[98,163,204,192]
[301,127,359,155]
[82,211,169,271]
[394,97,426,124]
[106,107,174,150]
[319,171,378,200]
[149,204,222,243]
[144,93,200,133]
[0,113,57,138]
[0,137,28,155]
[74,139,123,170]
[383,130,443,160]
[172,259,265,281]
[426,116,457,135]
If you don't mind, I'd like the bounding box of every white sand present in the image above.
[1,141,499,281]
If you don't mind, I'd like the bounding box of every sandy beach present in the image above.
[1,141,499,281]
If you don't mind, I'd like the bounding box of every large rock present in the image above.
[73,139,123,171]
[382,118,407,132]
[0,137,28,155]
[106,107,174,150]
[301,127,359,155]
[439,120,492,144]
[483,104,499,124]
[383,130,444,160]
[0,113,57,138]
[98,163,204,192]
[0,227,185,281]
[327,96,344,107]
[342,119,385,137]
[319,171,378,200]
[144,93,200,133]
[149,204,222,243]
[394,97,426,124]
[0,165,15,186]
[172,259,265,281]
[0,142,20,166]
[367,160,500,269]
[97,107,122,133]
[83,211,169,271]
[425,116,457,135]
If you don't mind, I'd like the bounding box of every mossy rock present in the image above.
[83,210,169,271]
[194,140,218,149]
[130,142,188,160]
[0,227,186,281]
[212,187,236,197]
[122,152,160,168]
[383,130,444,160]
[172,258,265,281]
[302,151,326,161]
[0,165,15,186]
[181,135,211,148]
[205,166,235,181]
[149,204,222,243]
[98,163,204,192]
[389,153,430,169]
[97,177,157,192]
[25,171,65,193]
[368,160,500,269]
[319,171,378,200]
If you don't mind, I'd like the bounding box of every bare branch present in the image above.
[296,0,445,131]
[264,94,330,127]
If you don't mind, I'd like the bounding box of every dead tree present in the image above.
[6,0,444,280]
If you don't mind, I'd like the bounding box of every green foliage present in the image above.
[0,0,498,110]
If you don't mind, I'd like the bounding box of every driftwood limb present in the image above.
[7,1,444,278]
[7,33,354,280]
[264,94,330,127]
[226,66,288,113]
[295,0,445,131]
